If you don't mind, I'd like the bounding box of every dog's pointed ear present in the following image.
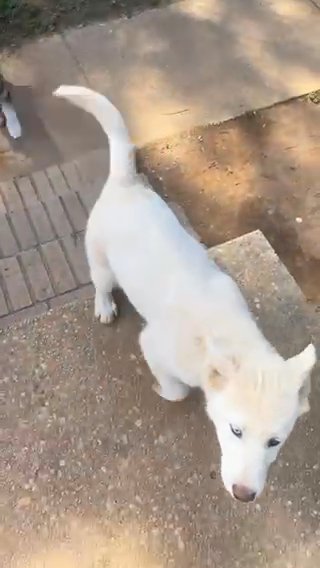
[206,368,227,391]
[287,343,317,415]
[202,338,239,392]
[287,343,316,378]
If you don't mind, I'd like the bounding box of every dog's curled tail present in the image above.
[53,85,135,183]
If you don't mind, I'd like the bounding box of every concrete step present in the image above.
[210,230,314,358]
[0,226,316,568]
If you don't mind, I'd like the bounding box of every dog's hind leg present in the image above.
[86,236,118,324]
[139,326,190,401]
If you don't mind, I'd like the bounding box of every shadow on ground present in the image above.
[1,0,320,177]
[138,96,320,304]
[1,295,320,567]
[1,0,318,301]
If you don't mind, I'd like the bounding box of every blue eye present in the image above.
[230,425,242,438]
[267,438,280,448]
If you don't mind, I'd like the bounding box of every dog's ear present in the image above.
[286,343,316,415]
[203,338,239,391]
[206,368,226,391]
[287,343,316,378]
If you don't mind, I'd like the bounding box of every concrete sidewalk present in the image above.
[1,230,319,568]
[0,0,320,180]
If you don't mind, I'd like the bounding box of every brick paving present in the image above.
[0,150,107,328]
[0,148,193,329]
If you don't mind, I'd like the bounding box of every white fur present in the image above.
[54,86,317,501]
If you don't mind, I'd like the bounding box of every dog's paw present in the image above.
[95,298,118,325]
[152,381,190,402]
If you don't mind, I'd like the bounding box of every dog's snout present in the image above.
[232,484,256,503]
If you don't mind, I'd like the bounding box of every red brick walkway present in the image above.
[0,149,108,328]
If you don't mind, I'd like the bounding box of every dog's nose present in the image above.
[232,484,256,503]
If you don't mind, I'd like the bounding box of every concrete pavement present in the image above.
[1,3,320,566]
[1,230,319,568]
[1,0,320,179]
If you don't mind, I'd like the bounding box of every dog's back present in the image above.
[54,86,212,320]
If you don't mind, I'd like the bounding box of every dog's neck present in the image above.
[202,307,283,371]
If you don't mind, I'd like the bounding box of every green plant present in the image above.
[0,0,21,17]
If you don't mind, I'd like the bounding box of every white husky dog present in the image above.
[54,86,316,502]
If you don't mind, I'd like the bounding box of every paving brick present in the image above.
[0,284,9,316]
[0,257,32,311]
[44,196,73,237]
[16,176,38,205]
[75,151,105,212]
[10,208,37,249]
[46,165,69,196]
[41,240,76,294]
[60,161,82,192]
[75,149,107,185]
[61,192,87,232]
[62,233,90,285]
[0,180,23,212]
[0,214,19,256]
[77,184,98,213]
[27,202,55,242]
[0,156,114,321]
[19,249,54,301]
[32,170,55,202]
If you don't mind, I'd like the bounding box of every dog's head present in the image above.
[203,342,316,502]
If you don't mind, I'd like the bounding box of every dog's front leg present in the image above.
[85,232,118,324]
[139,326,190,401]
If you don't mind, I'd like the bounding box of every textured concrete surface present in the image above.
[63,0,320,145]
[1,230,319,568]
[1,0,320,178]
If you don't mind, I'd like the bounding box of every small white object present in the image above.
[1,101,22,139]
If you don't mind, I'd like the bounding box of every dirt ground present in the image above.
[138,96,320,305]
[0,0,171,48]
